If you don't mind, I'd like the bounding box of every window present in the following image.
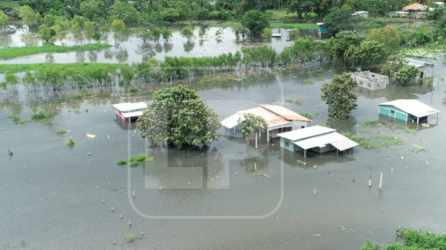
[391,110,395,114]
[301,126,305,128]
[285,141,289,148]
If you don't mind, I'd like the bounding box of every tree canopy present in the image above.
[241,10,270,36]
[239,114,267,144]
[321,73,358,119]
[323,9,353,37]
[136,85,221,149]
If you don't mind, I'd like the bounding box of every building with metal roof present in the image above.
[379,99,439,125]
[406,58,434,80]
[277,125,358,157]
[221,104,312,141]
[112,102,148,120]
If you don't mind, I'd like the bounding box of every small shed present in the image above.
[221,104,312,141]
[379,99,439,125]
[277,125,358,157]
[406,59,434,79]
[351,71,389,90]
[395,11,409,17]
[352,11,369,18]
[112,102,148,121]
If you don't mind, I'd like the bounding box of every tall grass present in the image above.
[0,63,124,74]
[31,109,57,121]
[0,44,112,60]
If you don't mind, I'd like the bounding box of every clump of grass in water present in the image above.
[129,88,138,93]
[302,79,314,84]
[87,152,92,156]
[298,112,313,120]
[411,145,428,153]
[342,132,403,151]
[124,233,134,243]
[65,137,76,146]
[56,127,67,134]
[117,154,153,167]
[117,159,127,165]
[404,127,416,134]
[71,91,92,100]
[31,109,57,121]
[7,115,20,123]
[21,239,26,247]
[361,119,381,128]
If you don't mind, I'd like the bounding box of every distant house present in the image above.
[352,11,369,18]
[395,11,409,17]
[112,102,148,121]
[221,104,312,141]
[406,59,434,79]
[379,99,439,125]
[277,125,358,157]
[351,71,389,90]
[402,3,428,12]
[316,23,326,37]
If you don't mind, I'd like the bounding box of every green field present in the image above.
[0,0,20,9]
[213,21,317,29]
[0,63,124,74]
[0,44,112,60]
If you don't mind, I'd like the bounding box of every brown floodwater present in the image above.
[0,47,445,249]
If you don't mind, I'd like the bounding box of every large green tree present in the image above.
[19,5,41,27]
[345,40,386,70]
[136,85,221,149]
[329,31,364,67]
[287,0,314,19]
[321,73,358,119]
[0,11,9,30]
[366,25,401,53]
[241,10,270,36]
[323,9,353,36]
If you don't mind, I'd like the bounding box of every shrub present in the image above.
[65,137,76,146]
[31,109,57,121]
[56,127,67,134]
[117,159,127,165]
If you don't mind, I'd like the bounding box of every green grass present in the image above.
[342,132,404,151]
[72,91,92,100]
[129,88,138,93]
[65,137,76,146]
[0,1,20,9]
[31,109,57,121]
[361,119,381,128]
[212,22,317,30]
[117,154,153,167]
[411,145,428,153]
[87,152,92,156]
[124,233,135,243]
[56,127,67,134]
[0,63,124,74]
[7,115,20,123]
[266,10,297,20]
[270,23,317,29]
[117,159,127,165]
[298,111,313,120]
[0,44,112,60]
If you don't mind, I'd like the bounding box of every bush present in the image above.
[65,137,76,146]
[117,159,127,165]
[161,8,180,22]
[288,29,300,41]
[31,109,57,121]
[56,127,67,134]
[262,28,272,38]
[124,233,134,243]
[209,10,231,20]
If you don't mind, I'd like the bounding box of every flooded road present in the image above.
[1,52,446,249]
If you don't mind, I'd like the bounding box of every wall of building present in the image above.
[280,138,295,152]
[292,121,308,130]
[379,105,408,121]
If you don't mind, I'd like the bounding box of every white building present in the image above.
[406,59,435,79]
[351,71,390,90]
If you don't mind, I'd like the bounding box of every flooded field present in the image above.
[1,30,446,249]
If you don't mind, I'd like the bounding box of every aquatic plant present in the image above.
[56,127,67,134]
[302,79,314,84]
[411,145,428,153]
[129,88,138,93]
[117,159,127,165]
[361,119,381,128]
[21,239,26,247]
[403,127,416,134]
[298,112,313,120]
[31,109,57,121]
[7,115,20,123]
[65,137,76,146]
[0,44,112,60]
[87,152,92,156]
[124,233,134,243]
[342,132,404,151]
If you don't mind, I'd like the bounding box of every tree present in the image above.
[366,25,401,53]
[287,0,314,19]
[2,71,19,93]
[80,0,104,20]
[181,27,194,42]
[395,65,418,85]
[433,16,446,41]
[110,0,140,25]
[111,18,126,33]
[0,11,9,30]
[72,23,83,42]
[161,28,172,41]
[19,5,41,27]
[239,114,267,144]
[136,85,221,149]
[321,73,358,119]
[345,40,386,70]
[356,0,389,17]
[241,10,270,36]
[323,9,353,36]
[84,21,95,41]
[39,25,56,45]
[329,31,364,67]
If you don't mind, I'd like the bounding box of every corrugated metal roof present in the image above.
[293,132,358,151]
[122,111,144,118]
[221,113,245,129]
[402,3,427,10]
[406,58,434,68]
[112,102,148,112]
[379,99,439,118]
[260,104,312,122]
[277,125,335,141]
[238,107,288,125]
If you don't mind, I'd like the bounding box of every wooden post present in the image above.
[379,172,383,190]
[254,162,257,171]
[304,150,307,158]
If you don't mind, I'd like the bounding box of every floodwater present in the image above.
[0,26,296,64]
[1,38,446,249]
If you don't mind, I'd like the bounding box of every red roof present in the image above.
[402,3,427,11]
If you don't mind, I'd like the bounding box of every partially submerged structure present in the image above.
[112,102,148,121]
[402,3,427,12]
[277,125,358,157]
[379,99,439,125]
[406,59,434,79]
[352,11,369,18]
[351,71,390,90]
[221,104,312,141]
